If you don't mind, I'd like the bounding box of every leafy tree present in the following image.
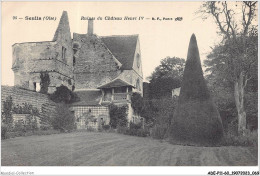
[131,92,144,116]
[148,57,185,81]
[199,1,258,135]
[40,72,50,94]
[50,85,80,104]
[147,57,185,99]
[109,104,128,128]
[2,96,13,124]
[170,34,223,145]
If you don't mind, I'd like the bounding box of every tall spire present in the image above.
[53,11,71,41]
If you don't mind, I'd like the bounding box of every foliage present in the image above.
[51,103,75,132]
[109,104,128,128]
[131,92,144,116]
[49,85,80,104]
[2,96,13,124]
[221,130,258,147]
[148,97,177,139]
[102,124,111,130]
[40,72,50,94]
[1,123,8,139]
[12,103,40,116]
[148,56,185,81]
[117,125,149,137]
[147,57,185,99]
[170,35,223,145]
[149,77,181,99]
[25,115,39,132]
[150,124,168,139]
[199,1,258,135]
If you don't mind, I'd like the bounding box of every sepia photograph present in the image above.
[1,1,258,175]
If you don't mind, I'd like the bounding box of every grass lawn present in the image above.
[1,132,257,166]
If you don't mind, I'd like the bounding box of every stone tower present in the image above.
[12,11,74,93]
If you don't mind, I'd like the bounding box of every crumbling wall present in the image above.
[12,11,74,93]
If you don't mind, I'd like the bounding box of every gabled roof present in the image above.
[71,90,102,106]
[101,35,138,70]
[98,78,135,89]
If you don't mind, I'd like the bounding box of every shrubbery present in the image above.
[51,103,76,132]
[117,123,149,137]
[221,130,258,147]
[50,85,79,104]
[109,104,128,128]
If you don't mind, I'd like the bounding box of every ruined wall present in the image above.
[1,86,58,126]
[1,86,55,112]
[73,33,121,89]
[12,11,74,93]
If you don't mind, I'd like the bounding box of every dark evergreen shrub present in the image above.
[102,124,110,130]
[109,104,128,128]
[1,124,8,139]
[50,85,80,104]
[170,34,224,145]
[51,103,75,132]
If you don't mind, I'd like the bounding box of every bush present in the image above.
[151,124,168,139]
[117,125,149,137]
[50,85,80,104]
[102,124,110,130]
[109,104,128,128]
[170,35,223,146]
[221,130,258,147]
[40,125,51,131]
[86,127,95,132]
[1,123,8,139]
[129,122,142,130]
[51,103,75,132]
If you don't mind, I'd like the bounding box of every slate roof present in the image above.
[71,90,102,106]
[98,78,135,89]
[101,35,138,70]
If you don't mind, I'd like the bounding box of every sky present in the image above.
[1,1,222,86]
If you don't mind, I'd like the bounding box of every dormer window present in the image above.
[136,53,140,68]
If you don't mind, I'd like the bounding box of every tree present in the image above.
[148,57,185,99]
[131,92,144,116]
[2,96,13,124]
[108,104,128,128]
[40,72,50,94]
[148,57,185,81]
[199,1,258,135]
[51,103,75,132]
[170,34,223,145]
[50,85,80,104]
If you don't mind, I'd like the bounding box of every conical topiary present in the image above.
[170,34,223,145]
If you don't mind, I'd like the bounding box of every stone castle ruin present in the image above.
[9,11,144,129]
[12,11,143,95]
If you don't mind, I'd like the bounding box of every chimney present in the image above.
[88,19,93,35]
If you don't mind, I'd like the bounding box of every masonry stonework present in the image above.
[12,11,74,93]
